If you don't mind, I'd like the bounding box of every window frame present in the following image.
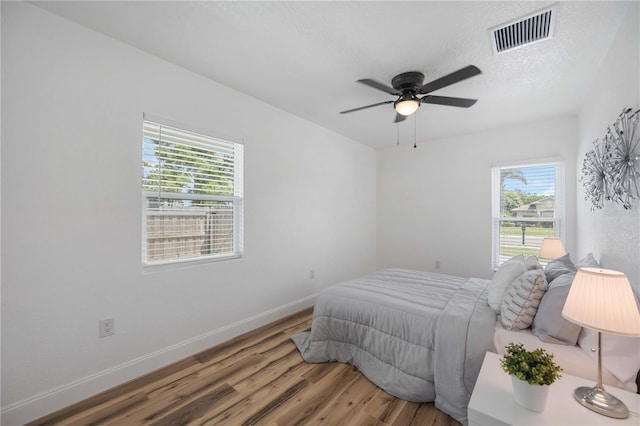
[491,159,565,270]
[141,113,244,267]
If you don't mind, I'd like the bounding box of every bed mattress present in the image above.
[292,268,496,425]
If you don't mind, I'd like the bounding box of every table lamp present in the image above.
[538,237,566,260]
[562,267,640,418]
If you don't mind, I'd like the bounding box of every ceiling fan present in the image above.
[340,65,482,123]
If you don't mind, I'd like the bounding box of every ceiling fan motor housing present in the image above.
[391,71,425,92]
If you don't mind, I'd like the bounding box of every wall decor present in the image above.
[581,137,611,210]
[581,107,640,210]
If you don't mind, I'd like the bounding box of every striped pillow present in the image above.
[501,270,548,331]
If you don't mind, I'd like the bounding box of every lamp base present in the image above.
[574,385,629,419]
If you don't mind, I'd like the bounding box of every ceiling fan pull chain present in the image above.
[397,123,400,146]
[414,113,417,149]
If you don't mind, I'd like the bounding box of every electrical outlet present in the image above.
[435,260,441,269]
[310,269,316,280]
[99,318,115,338]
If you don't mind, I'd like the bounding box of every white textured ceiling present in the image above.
[33,1,632,149]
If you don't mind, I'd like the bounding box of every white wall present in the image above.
[1,2,376,423]
[576,2,640,293]
[377,116,578,279]
[3,1,638,423]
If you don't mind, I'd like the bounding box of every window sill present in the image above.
[143,253,242,273]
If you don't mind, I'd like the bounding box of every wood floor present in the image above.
[29,308,460,426]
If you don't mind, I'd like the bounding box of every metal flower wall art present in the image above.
[581,108,640,210]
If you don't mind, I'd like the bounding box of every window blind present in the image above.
[491,161,564,269]
[142,118,243,265]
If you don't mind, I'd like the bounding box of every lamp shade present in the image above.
[562,267,640,336]
[538,237,566,259]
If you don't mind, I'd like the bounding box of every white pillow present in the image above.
[488,255,527,312]
[500,269,547,330]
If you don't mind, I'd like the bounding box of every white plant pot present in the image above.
[511,375,550,412]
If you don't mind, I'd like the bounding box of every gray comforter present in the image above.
[291,268,496,425]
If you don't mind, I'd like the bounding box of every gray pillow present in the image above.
[532,273,582,345]
[576,252,600,268]
[525,256,543,271]
[547,272,575,290]
[544,253,576,283]
[501,269,548,331]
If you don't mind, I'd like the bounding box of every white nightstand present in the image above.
[468,352,640,426]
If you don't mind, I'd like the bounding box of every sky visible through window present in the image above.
[503,164,555,196]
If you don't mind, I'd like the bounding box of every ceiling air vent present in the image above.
[489,5,557,55]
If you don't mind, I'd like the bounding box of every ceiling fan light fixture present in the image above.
[394,96,420,116]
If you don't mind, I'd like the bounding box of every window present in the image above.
[491,160,564,269]
[142,115,243,265]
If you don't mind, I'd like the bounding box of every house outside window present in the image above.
[491,160,564,269]
[142,115,243,265]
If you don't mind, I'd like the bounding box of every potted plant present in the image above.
[500,342,563,412]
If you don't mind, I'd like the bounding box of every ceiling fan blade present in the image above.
[419,65,481,95]
[340,100,394,114]
[421,95,477,108]
[357,79,401,96]
[393,113,407,123]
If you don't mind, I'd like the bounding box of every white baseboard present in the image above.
[1,294,317,425]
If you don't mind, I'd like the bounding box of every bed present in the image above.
[292,268,496,425]
[292,260,640,426]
